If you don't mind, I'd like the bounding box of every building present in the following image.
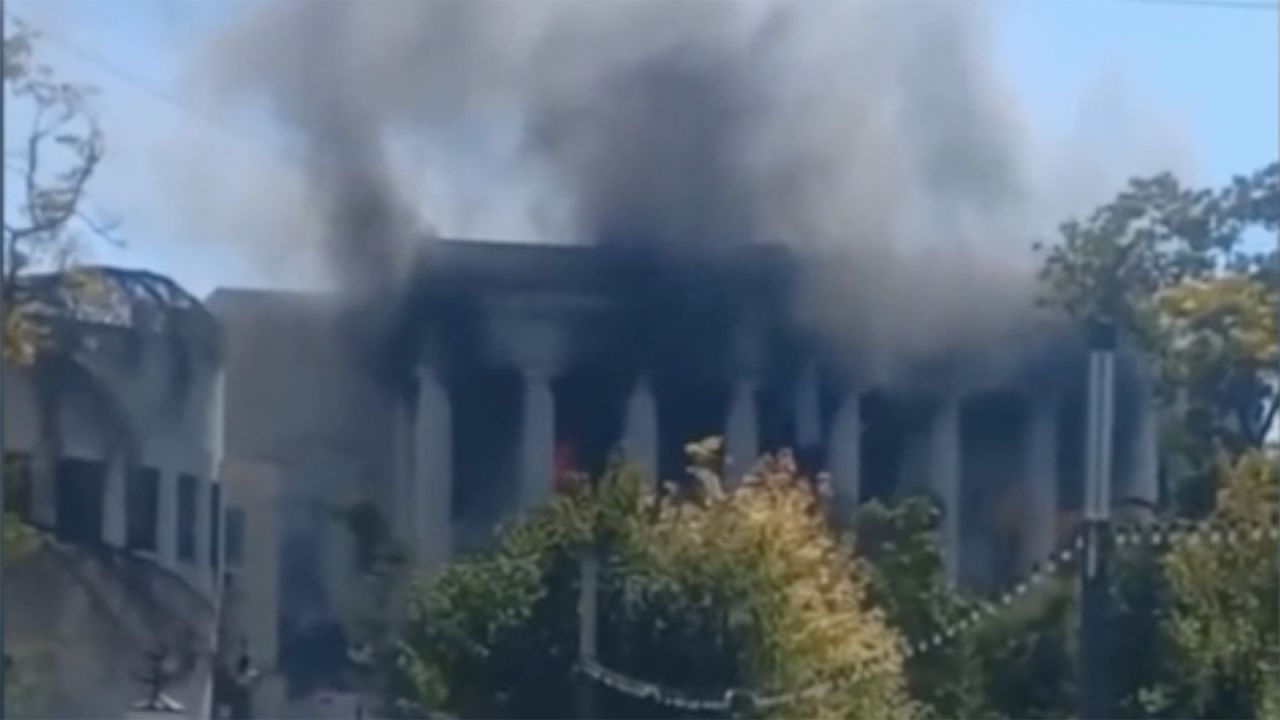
[215,461,284,719]
[207,240,1161,707]
[3,267,226,718]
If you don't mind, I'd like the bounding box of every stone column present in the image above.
[157,469,178,568]
[622,375,659,482]
[103,460,127,548]
[518,369,556,510]
[826,390,861,512]
[414,367,453,578]
[209,368,227,481]
[1124,381,1160,514]
[794,362,822,452]
[929,396,962,585]
[1022,394,1058,569]
[393,397,415,552]
[724,378,760,483]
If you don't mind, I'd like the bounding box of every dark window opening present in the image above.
[656,375,728,484]
[1057,392,1087,543]
[126,466,160,552]
[554,370,627,483]
[860,391,904,504]
[756,385,794,459]
[225,507,246,567]
[960,392,1027,592]
[178,474,197,563]
[3,452,33,521]
[453,369,519,533]
[55,458,105,545]
[210,483,222,568]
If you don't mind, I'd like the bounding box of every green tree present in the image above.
[851,497,1081,720]
[395,445,916,719]
[1037,163,1278,514]
[1140,450,1279,719]
[1036,164,1279,718]
[850,498,988,719]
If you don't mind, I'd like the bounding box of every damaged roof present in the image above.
[16,265,221,343]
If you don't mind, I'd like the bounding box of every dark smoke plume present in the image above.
[197,1,1083,381]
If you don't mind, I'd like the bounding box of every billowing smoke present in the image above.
[194,1,1136,380]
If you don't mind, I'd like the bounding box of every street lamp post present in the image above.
[1079,319,1116,720]
[576,546,599,720]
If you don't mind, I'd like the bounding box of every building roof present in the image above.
[412,238,795,295]
[16,265,221,345]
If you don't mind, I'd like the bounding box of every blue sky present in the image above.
[4,0,1276,297]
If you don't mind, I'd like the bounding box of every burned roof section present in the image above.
[16,265,223,359]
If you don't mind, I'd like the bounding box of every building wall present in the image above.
[206,290,399,701]
[2,271,226,719]
[2,320,225,594]
[217,461,285,720]
[206,243,1162,688]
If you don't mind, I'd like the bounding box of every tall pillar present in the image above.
[391,397,414,550]
[414,367,453,578]
[394,397,414,548]
[1022,394,1058,568]
[1124,381,1160,513]
[194,476,210,588]
[794,362,822,452]
[103,460,127,548]
[724,379,759,483]
[518,369,556,510]
[826,390,861,513]
[157,469,178,568]
[622,375,659,482]
[929,396,962,585]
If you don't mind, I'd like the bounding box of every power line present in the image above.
[1112,0,1278,10]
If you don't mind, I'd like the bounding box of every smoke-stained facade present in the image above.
[2,268,226,718]
[193,2,1169,704]
[210,239,1161,703]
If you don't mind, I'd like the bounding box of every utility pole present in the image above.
[1,7,10,717]
[1079,319,1116,720]
[576,547,599,720]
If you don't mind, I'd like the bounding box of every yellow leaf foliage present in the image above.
[611,450,916,718]
[1160,449,1279,717]
[1157,275,1279,370]
[3,305,41,366]
[402,448,917,719]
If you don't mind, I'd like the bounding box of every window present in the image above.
[209,483,222,569]
[3,452,33,521]
[225,506,246,568]
[56,459,106,545]
[178,474,197,563]
[126,467,160,552]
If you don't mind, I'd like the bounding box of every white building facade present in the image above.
[3,267,226,718]
[209,240,1162,703]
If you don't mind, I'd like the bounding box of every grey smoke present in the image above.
[196,1,1106,380]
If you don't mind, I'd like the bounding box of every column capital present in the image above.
[415,364,447,383]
